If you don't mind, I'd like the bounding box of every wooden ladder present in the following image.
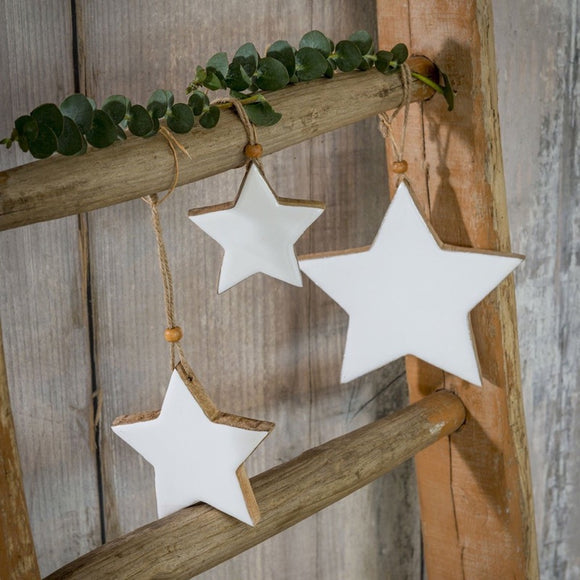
[0,0,538,577]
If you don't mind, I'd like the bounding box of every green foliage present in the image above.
[2,29,453,159]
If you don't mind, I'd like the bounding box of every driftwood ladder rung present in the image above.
[0,0,539,576]
[46,391,465,579]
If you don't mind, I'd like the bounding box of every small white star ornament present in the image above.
[299,181,524,387]
[112,364,274,525]
[189,162,325,293]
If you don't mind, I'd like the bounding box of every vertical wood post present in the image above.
[377,1,539,578]
[0,318,40,578]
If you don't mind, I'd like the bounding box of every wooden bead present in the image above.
[244,143,263,159]
[392,160,408,174]
[164,327,183,343]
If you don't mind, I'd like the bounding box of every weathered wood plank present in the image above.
[0,317,40,579]
[0,58,435,231]
[47,391,465,580]
[493,1,580,577]
[0,2,101,576]
[378,0,539,577]
[76,3,423,578]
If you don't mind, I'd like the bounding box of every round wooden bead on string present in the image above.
[164,326,183,343]
[244,143,263,160]
[392,160,408,174]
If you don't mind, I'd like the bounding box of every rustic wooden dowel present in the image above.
[47,390,465,580]
[0,56,436,231]
[0,319,41,579]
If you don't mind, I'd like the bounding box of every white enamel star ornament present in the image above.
[189,162,325,293]
[112,364,274,525]
[299,181,524,386]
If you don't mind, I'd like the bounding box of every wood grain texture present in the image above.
[75,2,423,578]
[0,318,40,580]
[377,0,539,577]
[0,2,101,576]
[47,391,465,580]
[493,2,580,578]
[0,58,435,231]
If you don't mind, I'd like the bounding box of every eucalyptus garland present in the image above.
[1,30,453,160]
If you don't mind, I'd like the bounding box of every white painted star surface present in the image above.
[189,162,324,293]
[299,182,523,386]
[112,369,272,525]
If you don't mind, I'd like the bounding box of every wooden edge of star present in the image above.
[297,179,525,388]
[112,362,275,525]
[187,161,325,219]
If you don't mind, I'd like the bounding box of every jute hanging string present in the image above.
[143,103,263,370]
[212,96,265,167]
[378,62,412,179]
[142,126,191,370]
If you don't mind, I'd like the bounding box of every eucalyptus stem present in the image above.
[2,29,453,160]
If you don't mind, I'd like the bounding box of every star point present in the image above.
[299,181,523,387]
[189,162,324,293]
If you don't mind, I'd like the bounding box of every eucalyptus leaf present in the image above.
[299,30,332,58]
[441,72,454,111]
[193,65,207,86]
[85,109,119,148]
[206,52,229,78]
[324,61,334,78]
[188,91,209,116]
[15,115,39,142]
[391,43,409,64]
[234,43,259,73]
[349,30,373,55]
[31,103,63,137]
[204,68,225,90]
[60,94,94,133]
[167,103,195,133]
[255,57,289,91]
[102,95,131,124]
[244,100,282,126]
[127,104,154,136]
[147,89,174,118]
[199,105,220,129]
[28,124,57,159]
[57,116,84,155]
[359,55,373,71]
[333,40,363,72]
[266,40,296,76]
[225,60,252,91]
[375,50,395,74]
[229,90,248,101]
[17,135,29,153]
[295,47,328,81]
[144,116,160,137]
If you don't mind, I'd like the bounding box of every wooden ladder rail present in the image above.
[0,56,436,232]
[377,0,539,578]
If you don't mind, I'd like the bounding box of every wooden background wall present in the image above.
[0,1,577,578]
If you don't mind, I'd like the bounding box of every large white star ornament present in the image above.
[112,364,274,525]
[299,181,524,387]
[189,162,325,293]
